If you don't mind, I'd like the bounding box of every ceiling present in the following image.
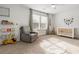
[24,4,79,14]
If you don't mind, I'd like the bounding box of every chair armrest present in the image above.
[30,32,38,34]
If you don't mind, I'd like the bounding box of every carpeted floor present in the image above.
[0,35,79,54]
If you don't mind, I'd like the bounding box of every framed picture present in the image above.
[0,7,10,17]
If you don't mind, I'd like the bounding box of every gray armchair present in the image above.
[20,26,38,43]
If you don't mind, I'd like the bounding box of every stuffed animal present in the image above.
[2,38,16,45]
[2,33,16,45]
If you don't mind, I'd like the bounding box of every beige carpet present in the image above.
[0,35,79,54]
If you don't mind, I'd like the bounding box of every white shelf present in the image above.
[0,24,16,44]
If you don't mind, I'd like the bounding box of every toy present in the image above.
[2,38,16,44]
[1,20,13,25]
[2,33,16,45]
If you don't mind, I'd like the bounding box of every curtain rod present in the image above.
[29,8,50,14]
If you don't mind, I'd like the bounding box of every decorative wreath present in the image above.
[64,17,74,26]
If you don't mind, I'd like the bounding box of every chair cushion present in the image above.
[30,33,36,36]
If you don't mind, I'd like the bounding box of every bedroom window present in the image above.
[32,13,48,35]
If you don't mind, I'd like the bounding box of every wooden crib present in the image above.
[57,27,74,38]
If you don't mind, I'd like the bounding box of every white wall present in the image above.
[0,4,30,26]
[54,9,79,38]
[0,4,30,41]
